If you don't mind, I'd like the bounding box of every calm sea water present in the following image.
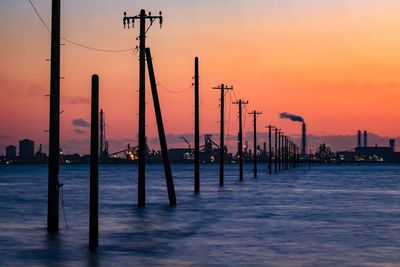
[0,163,399,266]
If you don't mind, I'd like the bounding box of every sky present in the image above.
[1,0,400,154]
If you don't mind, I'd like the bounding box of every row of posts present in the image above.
[46,6,305,251]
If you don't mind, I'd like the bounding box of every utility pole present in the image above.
[146,48,176,206]
[194,57,200,193]
[213,84,233,186]
[274,128,278,173]
[233,99,248,181]
[286,138,290,170]
[285,137,288,170]
[123,9,163,207]
[278,131,281,172]
[47,0,61,234]
[267,125,272,174]
[249,111,262,178]
[281,135,286,171]
[89,74,99,250]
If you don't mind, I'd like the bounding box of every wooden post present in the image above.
[89,74,99,249]
[146,48,176,206]
[47,0,61,234]
[194,57,200,193]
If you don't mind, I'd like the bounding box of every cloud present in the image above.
[65,97,90,105]
[72,118,90,128]
[74,128,87,135]
[0,134,9,139]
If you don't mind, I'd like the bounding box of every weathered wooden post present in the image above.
[146,47,176,206]
[89,74,99,249]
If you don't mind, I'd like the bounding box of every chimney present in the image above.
[302,122,307,156]
[357,130,361,148]
[363,130,367,147]
[389,139,395,152]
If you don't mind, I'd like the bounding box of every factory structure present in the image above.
[2,139,47,164]
[337,130,400,162]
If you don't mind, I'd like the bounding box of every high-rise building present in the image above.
[6,145,16,160]
[19,139,34,161]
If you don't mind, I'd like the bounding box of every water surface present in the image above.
[0,164,399,266]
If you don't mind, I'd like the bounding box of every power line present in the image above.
[199,98,219,111]
[158,82,193,94]
[226,90,232,145]
[27,0,136,53]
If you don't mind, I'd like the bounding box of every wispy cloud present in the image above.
[74,128,87,135]
[0,134,9,139]
[65,97,90,105]
[72,118,90,128]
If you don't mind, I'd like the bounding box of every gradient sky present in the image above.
[1,0,400,154]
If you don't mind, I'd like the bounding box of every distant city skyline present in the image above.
[2,1,400,156]
[1,131,399,156]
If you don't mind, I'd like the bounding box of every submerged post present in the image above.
[249,110,262,178]
[278,131,281,172]
[268,125,272,174]
[233,99,248,181]
[47,0,61,234]
[213,84,233,186]
[239,100,243,181]
[146,48,176,206]
[138,9,147,207]
[220,84,225,185]
[194,57,200,193]
[89,74,99,250]
[253,111,257,178]
[274,128,278,173]
[123,9,163,207]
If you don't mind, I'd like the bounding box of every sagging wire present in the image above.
[226,90,233,146]
[158,82,193,94]
[200,98,219,111]
[27,0,136,53]
[58,180,70,229]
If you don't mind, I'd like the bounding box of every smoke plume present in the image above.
[279,112,304,123]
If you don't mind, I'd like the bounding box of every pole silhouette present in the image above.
[249,111,262,178]
[285,137,288,170]
[278,131,281,172]
[233,99,248,181]
[47,0,60,234]
[275,129,278,173]
[282,134,285,171]
[123,9,163,207]
[194,57,200,193]
[89,74,99,250]
[146,48,176,206]
[213,84,233,186]
[268,125,272,174]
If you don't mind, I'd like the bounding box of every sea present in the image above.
[0,163,399,266]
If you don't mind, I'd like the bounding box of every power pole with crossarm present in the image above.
[213,84,233,186]
[123,9,163,207]
[249,110,262,178]
[233,99,248,182]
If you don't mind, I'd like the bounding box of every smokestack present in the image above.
[302,122,307,156]
[364,130,367,147]
[357,130,361,148]
[390,139,395,152]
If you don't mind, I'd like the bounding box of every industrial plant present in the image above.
[337,130,400,162]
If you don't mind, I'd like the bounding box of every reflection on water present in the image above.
[0,164,399,266]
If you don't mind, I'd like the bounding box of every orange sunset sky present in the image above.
[1,0,400,154]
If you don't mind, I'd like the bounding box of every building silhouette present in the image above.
[19,139,34,161]
[6,145,16,160]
